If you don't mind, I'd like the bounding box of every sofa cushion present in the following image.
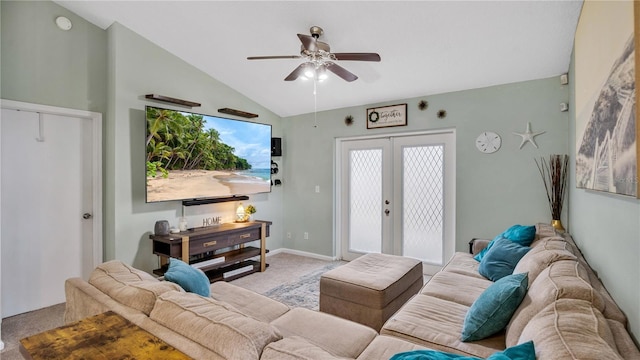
[512,239,576,283]
[381,294,505,358]
[88,260,182,315]
[389,341,535,360]
[270,307,377,359]
[163,258,210,297]
[441,253,486,279]
[261,336,352,360]
[209,281,289,323]
[462,273,528,342]
[607,319,640,360]
[519,299,623,360]
[534,222,558,238]
[528,235,571,250]
[357,336,430,360]
[474,225,535,261]
[149,290,281,359]
[420,271,492,307]
[478,238,530,281]
[506,260,605,347]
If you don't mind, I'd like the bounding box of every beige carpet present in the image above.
[0,252,341,359]
[0,303,66,360]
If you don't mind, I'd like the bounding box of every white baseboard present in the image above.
[267,248,337,262]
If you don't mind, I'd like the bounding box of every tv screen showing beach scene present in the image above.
[145,105,271,203]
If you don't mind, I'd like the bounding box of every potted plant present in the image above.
[244,204,256,222]
[535,154,569,232]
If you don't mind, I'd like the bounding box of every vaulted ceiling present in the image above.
[54,1,583,117]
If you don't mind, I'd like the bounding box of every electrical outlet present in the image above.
[304,232,309,240]
[287,232,292,239]
[315,185,320,193]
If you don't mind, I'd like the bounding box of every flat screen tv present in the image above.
[145,105,272,203]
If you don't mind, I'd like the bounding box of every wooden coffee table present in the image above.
[19,311,191,360]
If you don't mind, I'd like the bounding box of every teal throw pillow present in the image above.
[474,225,535,262]
[502,225,536,246]
[473,234,501,262]
[461,272,528,342]
[478,237,530,281]
[163,258,210,297]
[389,341,535,360]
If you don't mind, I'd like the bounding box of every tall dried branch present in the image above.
[535,154,569,220]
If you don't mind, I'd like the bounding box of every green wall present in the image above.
[106,23,283,271]
[1,1,107,114]
[281,78,570,256]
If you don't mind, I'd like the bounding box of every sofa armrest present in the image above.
[64,278,112,323]
[469,238,492,255]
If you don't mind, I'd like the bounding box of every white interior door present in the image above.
[337,131,455,274]
[1,102,102,318]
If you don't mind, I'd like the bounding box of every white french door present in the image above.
[337,130,455,274]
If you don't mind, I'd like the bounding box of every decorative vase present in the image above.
[154,220,170,235]
[551,219,565,232]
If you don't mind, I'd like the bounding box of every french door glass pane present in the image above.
[402,145,444,264]
[349,149,382,253]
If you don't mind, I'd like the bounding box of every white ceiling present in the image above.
[54,1,583,118]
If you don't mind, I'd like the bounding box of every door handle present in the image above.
[385,209,390,216]
[82,213,92,219]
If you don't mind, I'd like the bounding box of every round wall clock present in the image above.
[475,131,501,154]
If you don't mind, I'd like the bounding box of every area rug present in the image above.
[262,261,343,310]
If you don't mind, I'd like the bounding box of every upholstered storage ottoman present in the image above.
[319,253,423,331]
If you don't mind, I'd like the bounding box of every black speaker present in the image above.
[271,137,282,157]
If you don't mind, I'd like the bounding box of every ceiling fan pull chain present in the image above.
[313,79,318,128]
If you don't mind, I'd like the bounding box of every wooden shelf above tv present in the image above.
[218,108,258,118]
[145,94,201,108]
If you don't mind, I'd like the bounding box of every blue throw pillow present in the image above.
[163,258,210,297]
[478,238,530,281]
[389,341,535,360]
[462,273,528,342]
[474,225,535,262]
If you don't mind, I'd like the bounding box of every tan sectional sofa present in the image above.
[65,223,640,359]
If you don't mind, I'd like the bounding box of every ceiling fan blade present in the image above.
[284,64,307,81]
[297,34,318,52]
[332,53,381,62]
[326,62,358,82]
[247,55,301,60]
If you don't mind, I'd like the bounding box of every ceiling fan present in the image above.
[247,26,381,82]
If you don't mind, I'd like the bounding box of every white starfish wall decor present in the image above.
[513,122,545,149]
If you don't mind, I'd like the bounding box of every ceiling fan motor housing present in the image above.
[309,26,324,39]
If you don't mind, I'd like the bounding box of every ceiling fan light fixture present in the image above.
[303,62,315,79]
[317,64,328,81]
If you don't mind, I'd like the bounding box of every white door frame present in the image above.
[334,128,456,264]
[0,100,102,336]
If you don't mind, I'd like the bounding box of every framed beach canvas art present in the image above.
[575,0,639,198]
